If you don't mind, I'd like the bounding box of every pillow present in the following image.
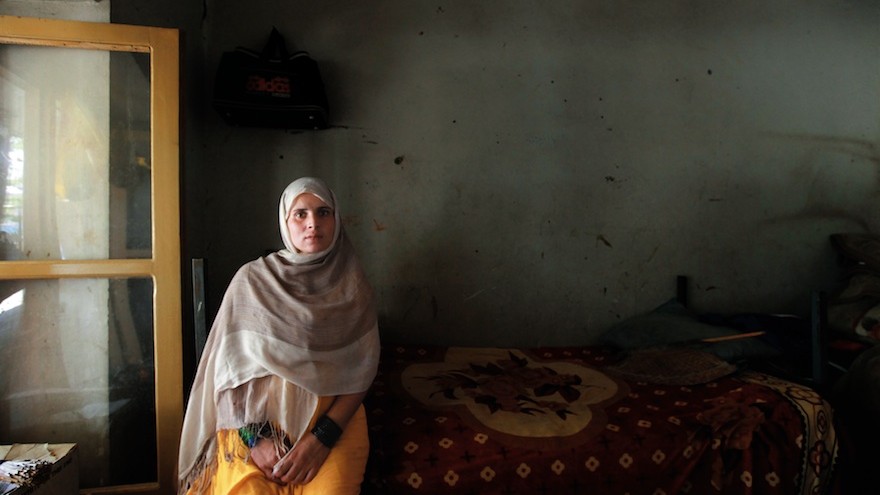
[835,344,880,413]
[607,347,738,385]
[828,232,880,338]
[830,233,880,271]
[597,299,780,362]
[829,296,880,339]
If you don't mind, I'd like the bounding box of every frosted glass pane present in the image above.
[0,277,157,487]
[0,46,151,261]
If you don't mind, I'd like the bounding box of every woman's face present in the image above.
[286,193,336,253]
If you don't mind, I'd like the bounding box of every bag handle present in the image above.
[260,27,290,61]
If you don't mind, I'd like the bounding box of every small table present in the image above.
[0,444,78,495]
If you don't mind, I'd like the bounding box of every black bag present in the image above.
[213,28,330,129]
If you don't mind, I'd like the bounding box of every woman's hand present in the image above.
[249,439,284,484]
[261,391,367,485]
[271,433,330,485]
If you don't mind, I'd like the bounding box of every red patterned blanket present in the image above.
[363,345,838,494]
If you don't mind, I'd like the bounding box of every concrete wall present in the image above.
[196,1,880,347]
[0,0,108,21]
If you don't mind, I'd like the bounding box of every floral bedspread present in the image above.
[363,345,839,495]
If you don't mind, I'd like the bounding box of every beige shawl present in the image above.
[178,178,380,491]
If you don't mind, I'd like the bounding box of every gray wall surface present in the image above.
[199,1,880,346]
[126,1,880,347]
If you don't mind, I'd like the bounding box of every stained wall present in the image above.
[151,1,880,346]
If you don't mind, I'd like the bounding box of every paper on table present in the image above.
[3,444,56,463]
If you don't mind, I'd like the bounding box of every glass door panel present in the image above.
[0,277,156,487]
[0,16,181,495]
[0,46,152,261]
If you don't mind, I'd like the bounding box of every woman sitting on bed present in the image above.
[177,177,381,495]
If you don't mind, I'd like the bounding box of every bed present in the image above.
[362,297,843,495]
[362,343,839,494]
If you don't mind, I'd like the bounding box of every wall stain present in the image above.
[372,219,386,231]
[646,246,659,263]
[765,131,880,197]
[764,208,871,232]
[463,287,495,301]
[596,234,612,247]
[342,215,361,227]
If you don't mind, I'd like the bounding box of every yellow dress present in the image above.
[187,398,369,495]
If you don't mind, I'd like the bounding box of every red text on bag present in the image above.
[245,74,291,98]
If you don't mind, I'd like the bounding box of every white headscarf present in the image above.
[278,176,343,263]
[178,177,380,492]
